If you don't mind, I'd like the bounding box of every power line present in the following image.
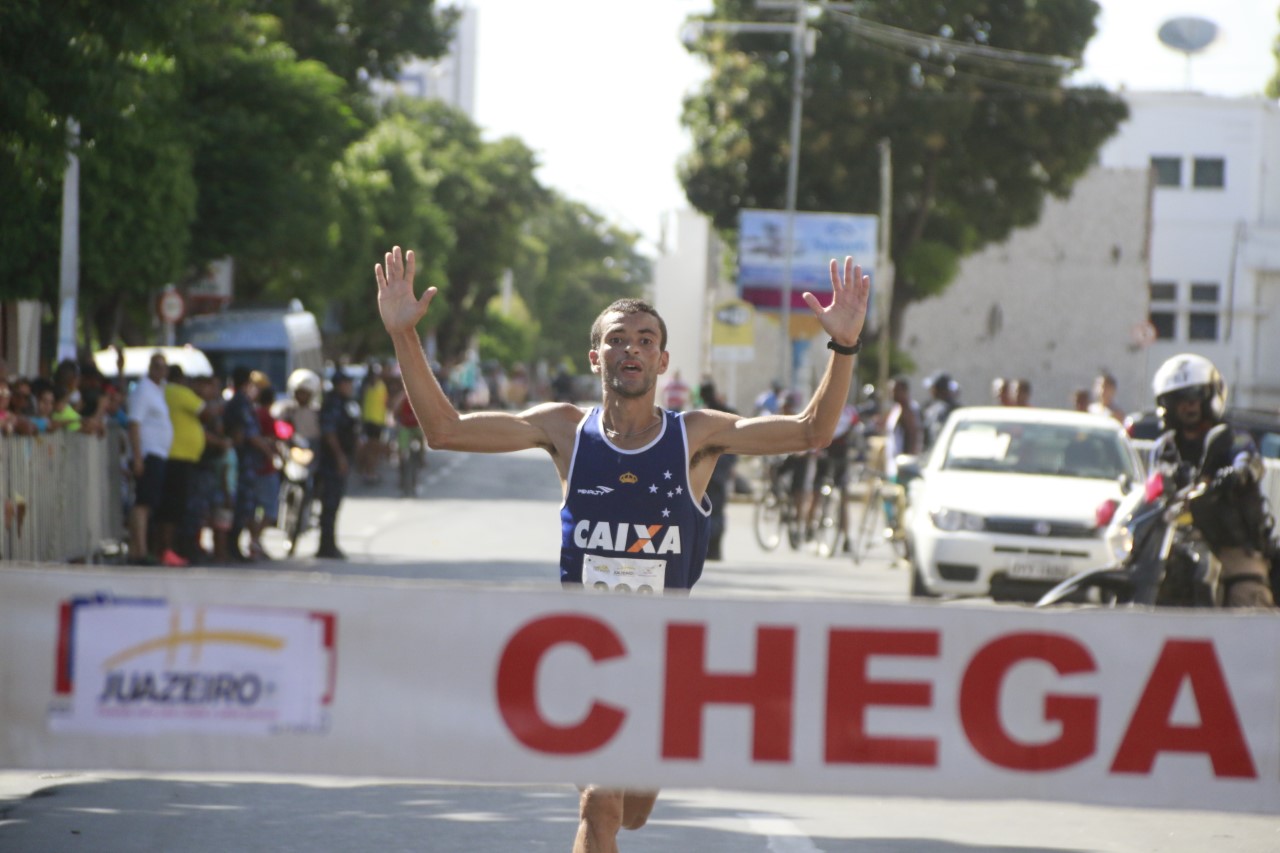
[824,8,1081,74]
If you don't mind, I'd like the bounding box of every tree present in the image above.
[510,193,651,375]
[182,27,363,301]
[0,0,202,302]
[256,0,457,87]
[680,0,1127,344]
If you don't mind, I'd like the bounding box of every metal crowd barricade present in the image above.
[0,424,126,563]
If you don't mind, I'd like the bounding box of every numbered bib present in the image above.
[583,554,665,594]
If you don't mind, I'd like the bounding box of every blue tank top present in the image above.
[560,408,711,592]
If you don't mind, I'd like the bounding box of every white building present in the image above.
[1098,92,1280,408]
[370,5,478,118]
[899,166,1152,413]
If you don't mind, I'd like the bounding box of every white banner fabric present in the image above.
[1,565,1277,814]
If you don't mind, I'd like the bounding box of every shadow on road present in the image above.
[0,774,1098,853]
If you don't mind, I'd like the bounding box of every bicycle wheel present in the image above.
[753,491,784,551]
[850,483,883,564]
[814,484,842,557]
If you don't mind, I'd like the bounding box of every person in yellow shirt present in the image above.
[158,365,208,566]
[357,359,389,482]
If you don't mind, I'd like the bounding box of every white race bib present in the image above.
[583,554,665,594]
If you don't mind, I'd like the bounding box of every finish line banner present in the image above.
[2,565,1278,815]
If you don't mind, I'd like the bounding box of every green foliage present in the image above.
[477,301,535,368]
[509,194,651,375]
[1270,8,1280,99]
[257,0,457,86]
[680,0,1128,342]
[0,0,650,373]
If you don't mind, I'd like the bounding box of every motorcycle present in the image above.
[273,420,318,557]
[1036,469,1223,608]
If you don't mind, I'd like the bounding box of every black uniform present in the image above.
[317,386,361,556]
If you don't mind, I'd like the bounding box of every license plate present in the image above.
[1008,560,1072,581]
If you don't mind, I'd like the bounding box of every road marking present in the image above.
[739,813,823,852]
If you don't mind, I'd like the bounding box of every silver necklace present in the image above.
[603,411,662,440]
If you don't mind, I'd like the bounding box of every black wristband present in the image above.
[827,338,861,356]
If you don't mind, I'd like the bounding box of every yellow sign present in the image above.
[711,300,755,348]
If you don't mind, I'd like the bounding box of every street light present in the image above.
[686,0,852,389]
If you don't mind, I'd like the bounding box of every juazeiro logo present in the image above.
[573,520,682,554]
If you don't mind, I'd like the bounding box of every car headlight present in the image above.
[1106,525,1133,563]
[930,508,985,532]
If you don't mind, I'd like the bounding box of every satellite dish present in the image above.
[1157,17,1218,90]
[1157,17,1219,55]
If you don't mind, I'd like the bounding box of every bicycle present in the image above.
[753,456,803,551]
[396,425,426,497]
[848,469,909,564]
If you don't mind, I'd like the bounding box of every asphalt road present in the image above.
[2,449,1277,852]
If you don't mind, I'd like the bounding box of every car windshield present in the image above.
[941,420,1134,480]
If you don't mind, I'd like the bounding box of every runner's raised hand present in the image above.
[376,245,436,335]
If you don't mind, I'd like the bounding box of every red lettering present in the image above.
[960,633,1098,771]
[495,615,626,755]
[825,629,939,766]
[1111,639,1256,778]
[662,624,795,761]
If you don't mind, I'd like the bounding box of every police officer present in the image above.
[316,370,361,559]
[1150,353,1275,607]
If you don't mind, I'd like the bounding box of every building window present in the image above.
[1149,282,1177,301]
[1190,282,1220,303]
[1151,156,1182,187]
[1150,312,1176,340]
[1189,312,1219,341]
[1193,157,1226,188]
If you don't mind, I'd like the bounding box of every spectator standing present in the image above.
[159,365,206,566]
[920,372,960,450]
[1089,370,1125,421]
[250,376,282,560]
[991,376,1014,406]
[126,352,172,564]
[753,380,784,415]
[1072,387,1092,412]
[317,371,360,559]
[698,380,737,560]
[223,367,272,562]
[29,380,57,434]
[358,360,388,482]
[661,370,691,411]
[1012,378,1033,406]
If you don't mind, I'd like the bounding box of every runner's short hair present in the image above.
[590,299,667,352]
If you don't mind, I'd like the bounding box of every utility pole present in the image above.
[56,119,81,363]
[691,0,855,390]
[876,138,894,394]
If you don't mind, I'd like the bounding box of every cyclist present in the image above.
[1150,354,1274,607]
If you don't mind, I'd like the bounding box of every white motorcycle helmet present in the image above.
[1152,353,1227,430]
[286,368,322,400]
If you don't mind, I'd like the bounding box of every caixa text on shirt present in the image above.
[97,670,268,706]
[572,520,683,554]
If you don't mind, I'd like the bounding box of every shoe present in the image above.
[315,547,347,560]
[160,549,189,568]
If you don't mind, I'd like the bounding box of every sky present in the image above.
[463,1,1278,255]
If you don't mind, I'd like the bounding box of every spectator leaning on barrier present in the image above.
[126,352,172,565]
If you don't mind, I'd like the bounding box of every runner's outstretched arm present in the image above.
[375,245,573,454]
[690,257,870,457]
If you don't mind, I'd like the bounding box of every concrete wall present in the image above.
[1098,93,1280,407]
[899,166,1152,414]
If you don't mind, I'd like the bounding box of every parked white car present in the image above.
[904,406,1144,602]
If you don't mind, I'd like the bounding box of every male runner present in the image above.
[375,245,869,852]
